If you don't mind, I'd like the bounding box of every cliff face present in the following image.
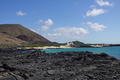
[0,24,52,45]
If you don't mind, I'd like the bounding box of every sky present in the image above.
[0,0,120,44]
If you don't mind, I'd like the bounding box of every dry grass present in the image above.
[0,33,26,44]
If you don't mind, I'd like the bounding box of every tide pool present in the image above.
[41,46,120,59]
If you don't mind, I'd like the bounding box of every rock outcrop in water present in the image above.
[0,49,120,80]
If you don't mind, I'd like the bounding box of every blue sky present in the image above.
[0,0,120,44]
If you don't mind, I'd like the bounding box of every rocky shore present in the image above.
[0,49,120,80]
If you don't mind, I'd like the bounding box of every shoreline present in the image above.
[18,46,73,50]
[1,46,120,60]
[17,45,120,50]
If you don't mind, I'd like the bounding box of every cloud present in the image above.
[86,8,108,17]
[44,19,53,26]
[30,29,35,32]
[35,20,43,24]
[30,29,39,34]
[87,22,107,31]
[48,33,62,39]
[46,27,89,40]
[90,5,96,9]
[38,19,53,31]
[16,10,27,16]
[83,15,86,18]
[41,26,49,31]
[95,0,114,6]
[82,23,86,25]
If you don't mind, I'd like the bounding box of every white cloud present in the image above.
[82,23,86,25]
[83,15,86,18]
[30,29,39,34]
[41,26,49,31]
[42,35,46,37]
[95,0,114,6]
[87,22,107,31]
[86,8,108,17]
[90,5,96,8]
[44,19,53,26]
[30,29,35,32]
[16,10,27,16]
[46,27,89,40]
[38,19,53,31]
[48,33,62,39]
[35,20,43,24]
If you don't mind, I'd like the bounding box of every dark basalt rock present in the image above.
[2,32,9,35]
[0,50,120,80]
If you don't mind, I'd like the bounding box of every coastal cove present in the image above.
[42,46,120,59]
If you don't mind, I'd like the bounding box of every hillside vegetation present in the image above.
[72,41,91,47]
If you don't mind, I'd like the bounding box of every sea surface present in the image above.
[41,46,120,59]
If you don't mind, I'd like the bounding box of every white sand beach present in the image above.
[19,46,72,50]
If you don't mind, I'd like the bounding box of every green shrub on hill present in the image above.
[72,41,91,47]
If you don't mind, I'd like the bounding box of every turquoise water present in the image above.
[41,46,120,59]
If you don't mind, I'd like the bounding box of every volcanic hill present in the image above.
[0,24,53,45]
[0,32,26,44]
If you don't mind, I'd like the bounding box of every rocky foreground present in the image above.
[0,49,120,80]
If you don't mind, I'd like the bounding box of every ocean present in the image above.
[41,46,120,59]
